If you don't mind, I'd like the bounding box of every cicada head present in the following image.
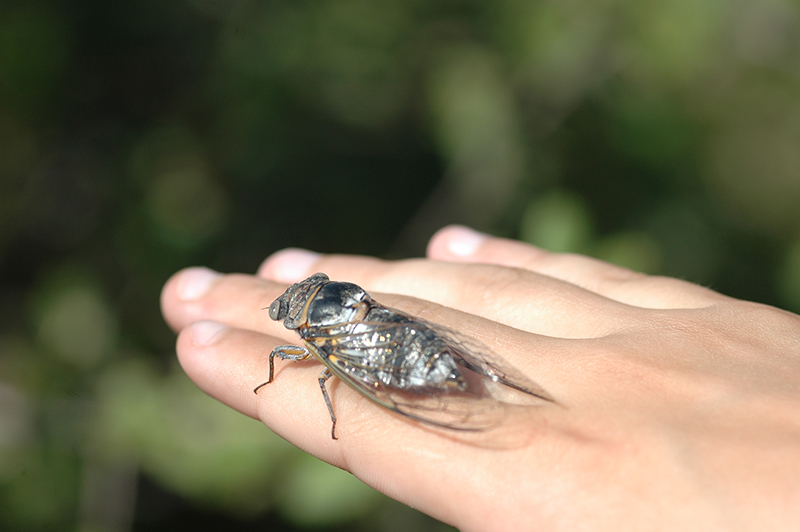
[268,273,330,329]
[269,273,372,330]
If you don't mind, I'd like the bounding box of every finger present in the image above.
[165,266,694,432]
[427,225,726,309]
[161,267,293,340]
[176,321,264,420]
[176,320,369,443]
[259,250,635,338]
[163,266,586,384]
[175,316,572,531]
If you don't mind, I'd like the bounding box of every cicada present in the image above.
[254,273,553,439]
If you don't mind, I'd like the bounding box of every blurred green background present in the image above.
[2,0,800,530]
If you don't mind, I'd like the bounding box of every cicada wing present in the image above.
[319,348,511,431]
[334,317,554,403]
[308,319,551,432]
[428,323,555,404]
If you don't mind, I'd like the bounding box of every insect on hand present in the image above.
[254,273,554,439]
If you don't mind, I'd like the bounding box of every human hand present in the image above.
[160,225,800,531]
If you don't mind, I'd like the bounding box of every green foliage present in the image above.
[1,0,799,530]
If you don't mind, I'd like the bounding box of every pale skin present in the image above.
[160,225,800,531]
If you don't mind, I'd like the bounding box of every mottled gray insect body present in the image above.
[255,273,552,439]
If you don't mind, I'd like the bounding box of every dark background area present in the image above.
[2,0,800,530]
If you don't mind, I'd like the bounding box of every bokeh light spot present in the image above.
[278,453,381,526]
[594,231,663,274]
[520,189,592,253]
[146,168,230,248]
[36,285,117,368]
[777,240,800,313]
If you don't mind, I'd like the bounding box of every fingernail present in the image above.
[446,226,487,257]
[267,248,321,283]
[190,320,228,346]
[178,267,221,300]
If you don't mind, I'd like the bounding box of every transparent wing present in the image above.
[306,318,553,432]
[429,321,554,403]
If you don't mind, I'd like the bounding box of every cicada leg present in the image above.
[318,367,337,440]
[253,345,311,394]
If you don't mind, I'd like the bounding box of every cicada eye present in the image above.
[268,299,284,321]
